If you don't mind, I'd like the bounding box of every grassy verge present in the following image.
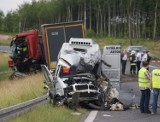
[0,39,11,45]
[94,37,130,49]
[94,37,157,49]
[0,52,10,72]
[94,37,160,58]
[0,73,46,108]
[0,52,12,80]
[0,33,12,46]
[9,104,87,122]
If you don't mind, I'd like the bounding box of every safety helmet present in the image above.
[131,50,135,54]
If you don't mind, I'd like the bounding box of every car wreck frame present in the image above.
[41,38,133,111]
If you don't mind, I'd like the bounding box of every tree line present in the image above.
[0,0,160,41]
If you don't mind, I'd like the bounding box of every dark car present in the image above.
[126,46,146,56]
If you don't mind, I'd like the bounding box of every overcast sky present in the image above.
[0,0,37,15]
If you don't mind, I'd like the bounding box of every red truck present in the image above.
[8,21,85,77]
[9,30,43,73]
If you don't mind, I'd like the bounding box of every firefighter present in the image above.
[151,63,160,114]
[21,42,28,58]
[136,50,142,74]
[138,61,151,114]
[129,50,136,75]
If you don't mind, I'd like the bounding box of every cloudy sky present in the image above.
[0,0,36,15]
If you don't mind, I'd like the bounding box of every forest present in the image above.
[0,0,160,41]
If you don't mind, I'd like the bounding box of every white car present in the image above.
[42,38,102,104]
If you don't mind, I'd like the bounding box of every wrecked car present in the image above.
[42,38,131,111]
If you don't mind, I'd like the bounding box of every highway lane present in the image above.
[0,45,11,53]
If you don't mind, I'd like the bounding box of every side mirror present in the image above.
[41,65,53,84]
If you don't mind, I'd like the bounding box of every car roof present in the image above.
[127,46,146,52]
[128,46,144,47]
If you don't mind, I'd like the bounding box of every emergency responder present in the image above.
[142,51,147,62]
[146,51,152,64]
[22,45,27,57]
[146,51,152,71]
[129,50,136,75]
[151,63,160,114]
[121,50,128,75]
[21,41,28,58]
[136,50,142,74]
[138,61,151,114]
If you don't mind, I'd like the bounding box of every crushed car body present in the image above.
[42,38,132,111]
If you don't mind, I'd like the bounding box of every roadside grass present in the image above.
[0,52,10,71]
[0,33,12,46]
[9,104,87,122]
[95,37,160,58]
[0,39,11,45]
[95,37,156,49]
[0,73,46,108]
[0,52,12,80]
[0,71,12,81]
[94,37,129,50]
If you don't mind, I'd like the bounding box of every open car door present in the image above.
[41,65,53,84]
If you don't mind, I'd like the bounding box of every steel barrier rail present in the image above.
[0,93,49,122]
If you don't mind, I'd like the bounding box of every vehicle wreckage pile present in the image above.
[42,38,133,111]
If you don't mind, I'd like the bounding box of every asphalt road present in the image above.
[0,45,11,53]
[82,61,160,122]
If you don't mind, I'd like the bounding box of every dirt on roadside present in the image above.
[0,34,11,41]
[0,34,12,45]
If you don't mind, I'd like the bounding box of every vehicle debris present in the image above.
[42,38,134,111]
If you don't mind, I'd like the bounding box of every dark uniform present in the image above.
[129,50,136,75]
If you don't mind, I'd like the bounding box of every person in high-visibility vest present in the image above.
[138,61,151,114]
[151,63,160,114]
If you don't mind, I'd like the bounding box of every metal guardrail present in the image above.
[0,93,49,122]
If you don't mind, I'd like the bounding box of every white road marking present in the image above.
[103,114,112,117]
[84,110,98,122]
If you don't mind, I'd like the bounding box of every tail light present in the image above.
[8,60,14,67]
[62,67,70,74]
